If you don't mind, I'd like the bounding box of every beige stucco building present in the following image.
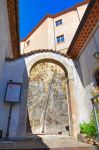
[20,0,89,54]
[0,0,98,145]
[0,0,20,80]
[0,0,20,138]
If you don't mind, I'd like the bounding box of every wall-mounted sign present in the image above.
[4,82,22,103]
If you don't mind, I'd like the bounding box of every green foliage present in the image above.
[80,122,97,137]
[80,111,99,137]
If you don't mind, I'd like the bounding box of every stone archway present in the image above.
[16,51,78,138]
[27,60,69,135]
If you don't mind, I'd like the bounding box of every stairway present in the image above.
[0,135,97,150]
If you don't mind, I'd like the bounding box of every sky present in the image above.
[19,0,84,41]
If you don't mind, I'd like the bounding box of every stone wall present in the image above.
[27,62,69,134]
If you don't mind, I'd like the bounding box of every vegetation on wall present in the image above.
[80,111,99,137]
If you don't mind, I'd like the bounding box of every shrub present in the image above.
[80,111,99,137]
[80,122,97,137]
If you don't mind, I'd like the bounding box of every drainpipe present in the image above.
[53,18,56,51]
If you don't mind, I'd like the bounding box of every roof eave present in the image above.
[7,0,20,58]
[67,0,97,59]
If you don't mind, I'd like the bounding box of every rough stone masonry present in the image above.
[27,62,69,134]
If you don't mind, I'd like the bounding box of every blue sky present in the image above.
[19,0,84,40]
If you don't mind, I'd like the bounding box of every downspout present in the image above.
[53,18,56,51]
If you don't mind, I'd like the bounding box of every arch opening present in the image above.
[30,58,68,77]
[26,59,70,135]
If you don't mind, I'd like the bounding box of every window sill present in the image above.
[56,41,65,45]
[55,24,63,28]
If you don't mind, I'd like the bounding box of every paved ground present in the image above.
[0,134,97,150]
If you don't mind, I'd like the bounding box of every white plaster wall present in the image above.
[0,59,26,137]
[0,0,13,80]
[0,53,73,137]
[73,63,91,123]
[94,26,99,51]
[0,1,14,135]
[0,52,91,137]
[78,26,99,122]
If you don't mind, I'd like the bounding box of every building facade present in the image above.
[0,0,20,80]
[20,0,89,54]
[0,0,20,138]
[0,0,98,140]
[67,0,99,123]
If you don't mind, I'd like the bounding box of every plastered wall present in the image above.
[0,52,92,138]
[0,0,13,80]
[77,26,99,121]
[20,4,88,54]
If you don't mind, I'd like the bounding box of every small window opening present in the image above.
[27,40,30,46]
[56,35,64,43]
[55,19,62,26]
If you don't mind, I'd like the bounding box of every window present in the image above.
[95,70,99,86]
[56,35,64,44]
[27,40,30,46]
[55,19,62,26]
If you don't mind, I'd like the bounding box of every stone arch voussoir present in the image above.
[25,52,74,80]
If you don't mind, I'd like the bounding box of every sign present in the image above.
[4,82,22,103]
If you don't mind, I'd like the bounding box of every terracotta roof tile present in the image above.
[7,0,20,58]
[67,0,99,59]
[5,49,69,61]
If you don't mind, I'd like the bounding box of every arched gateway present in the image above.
[5,50,79,138]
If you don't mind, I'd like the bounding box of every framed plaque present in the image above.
[4,82,22,103]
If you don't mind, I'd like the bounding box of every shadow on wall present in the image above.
[26,110,50,149]
[0,58,49,148]
[27,111,32,133]
[16,60,50,149]
[73,59,84,87]
[74,57,99,88]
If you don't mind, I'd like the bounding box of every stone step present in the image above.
[0,137,97,150]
